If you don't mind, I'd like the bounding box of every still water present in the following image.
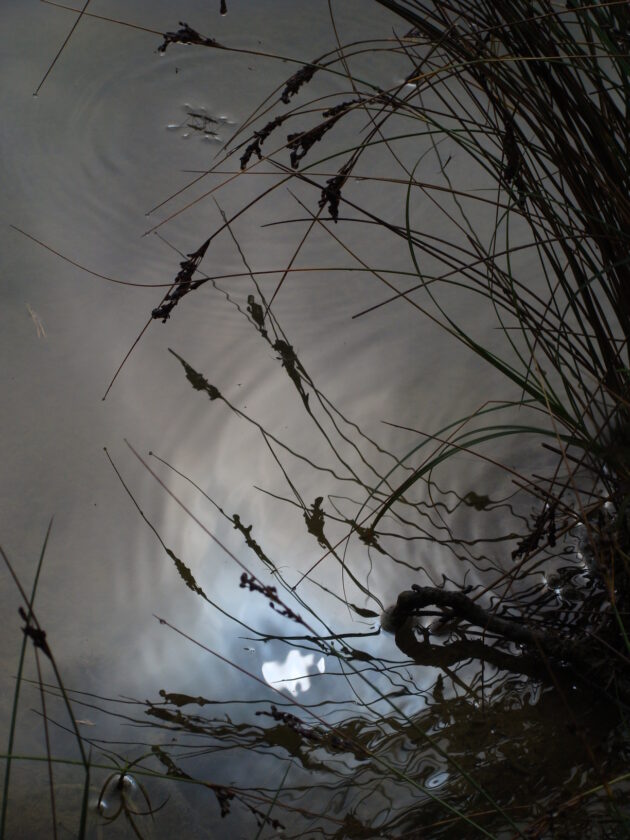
[1,1,621,837]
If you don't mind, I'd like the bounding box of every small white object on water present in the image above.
[98,774,141,817]
[26,304,46,338]
[426,771,449,789]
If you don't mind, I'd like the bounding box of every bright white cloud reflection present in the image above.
[262,650,326,697]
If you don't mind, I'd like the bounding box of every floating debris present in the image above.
[240,115,287,169]
[512,501,556,559]
[348,602,379,619]
[166,547,207,598]
[318,166,350,223]
[233,513,273,568]
[158,689,211,707]
[246,293,267,336]
[19,606,51,658]
[239,572,304,624]
[304,496,328,549]
[273,338,309,404]
[285,95,356,169]
[26,303,46,338]
[186,109,219,139]
[167,108,232,142]
[462,490,493,511]
[256,703,365,758]
[152,239,210,322]
[346,519,386,553]
[158,22,224,53]
[169,348,221,400]
[281,60,321,104]
[287,118,339,169]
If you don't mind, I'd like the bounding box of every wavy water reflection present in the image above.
[3,0,630,837]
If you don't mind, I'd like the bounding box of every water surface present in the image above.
[1,2,616,837]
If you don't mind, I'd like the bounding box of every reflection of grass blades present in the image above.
[155,615,511,839]
[111,424,520,833]
[23,0,629,834]
[371,419,582,533]
[127,446,525,838]
[0,529,91,839]
[0,518,53,840]
[315,398,574,556]
[253,763,290,840]
[295,397,543,587]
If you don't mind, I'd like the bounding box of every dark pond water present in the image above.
[2,1,629,837]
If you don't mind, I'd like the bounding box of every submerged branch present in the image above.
[385,584,620,682]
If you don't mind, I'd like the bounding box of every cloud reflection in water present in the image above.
[262,649,325,697]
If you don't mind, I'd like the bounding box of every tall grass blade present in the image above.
[0,517,53,840]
